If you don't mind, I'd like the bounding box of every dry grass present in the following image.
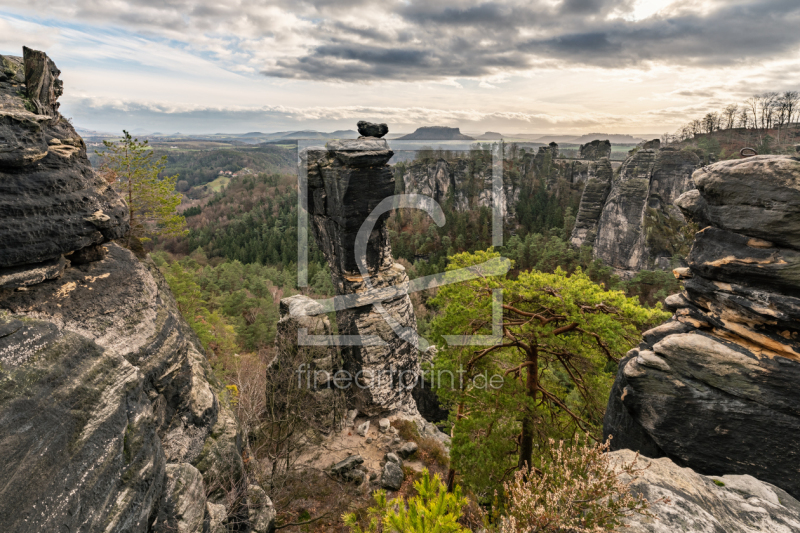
[391,420,449,474]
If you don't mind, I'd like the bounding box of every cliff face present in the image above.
[604,155,800,498]
[401,155,520,219]
[568,159,614,247]
[576,145,700,275]
[0,48,254,533]
[303,133,420,416]
[0,48,128,280]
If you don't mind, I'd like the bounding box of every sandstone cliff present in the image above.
[573,143,700,275]
[0,48,257,533]
[604,155,800,499]
[401,154,520,219]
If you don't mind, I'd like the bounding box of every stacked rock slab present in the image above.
[0,48,257,532]
[589,144,700,275]
[604,155,800,498]
[302,125,420,416]
[0,48,128,288]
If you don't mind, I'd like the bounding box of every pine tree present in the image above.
[97,130,187,244]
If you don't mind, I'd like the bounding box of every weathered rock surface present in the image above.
[0,244,245,531]
[152,463,206,533]
[605,155,800,499]
[381,461,405,490]
[613,450,800,533]
[590,146,700,275]
[569,159,614,247]
[0,48,128,269]
[302,132,421,416]
[579,139,611,160]
[401,153,520,219]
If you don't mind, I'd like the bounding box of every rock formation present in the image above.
[397,126,474,141]
[0,48,128,287]
[401,154,520,219]
[604,155,800,498]
[568,159,614,247]
[0,48,258,533]
[574,144,700,275]
[300,128,421,416]
[579,139,611,160]
[612,449,800,532]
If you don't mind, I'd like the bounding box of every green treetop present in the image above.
[428,249,669,497]
[98,130,186,243]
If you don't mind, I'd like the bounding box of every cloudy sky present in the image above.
[1,0,798,135]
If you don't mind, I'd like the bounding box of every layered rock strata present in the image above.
[567,159,614,247]
[581,146,700,275]
[604,155,800,498]
[0,244,247,532]
[0,48,257,532]
[0,48,128,284]
[302,129,420,416]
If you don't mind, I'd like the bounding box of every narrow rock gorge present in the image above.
[0,48,260,533]
[604,154,800,499]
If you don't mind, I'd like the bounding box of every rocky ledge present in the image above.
[604,154,800,499]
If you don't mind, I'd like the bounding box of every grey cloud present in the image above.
[6,0,800,82]
[265,0,800,81]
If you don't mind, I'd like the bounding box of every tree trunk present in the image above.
[518,347,538,472]
[446,400,466,492]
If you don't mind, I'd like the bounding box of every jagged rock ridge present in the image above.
[604,155,800,499]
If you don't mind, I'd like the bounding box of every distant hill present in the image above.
[476,131,504,140]
[397,126,475,141]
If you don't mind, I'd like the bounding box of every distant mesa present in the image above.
[397,126,475,141]
[476,131,503,140]
[357,121,389,138]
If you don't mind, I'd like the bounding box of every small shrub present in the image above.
[496,435,657,533]
[343,468,469,533]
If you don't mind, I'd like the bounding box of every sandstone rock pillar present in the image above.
[302,125,420,416]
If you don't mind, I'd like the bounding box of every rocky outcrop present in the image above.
[0,48,249,533]
[588,146,700,275]
[613,449,800,532]
[401,154,520,219]
[301,130,420,416]
[396,126,474,140]
[0,48,128,281]
[579,139,611,160]
[604,155,800,498]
